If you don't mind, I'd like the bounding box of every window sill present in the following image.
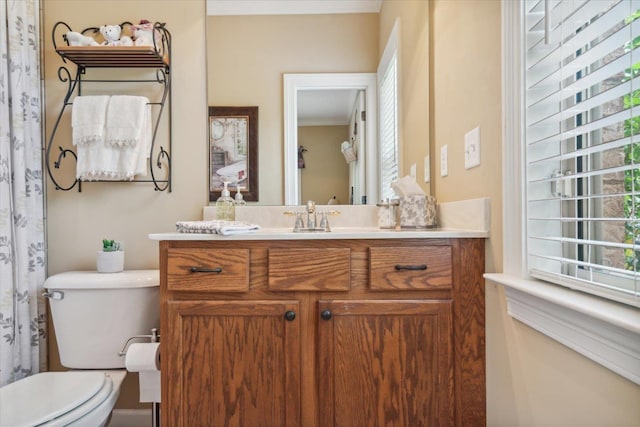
[484,273,640,385]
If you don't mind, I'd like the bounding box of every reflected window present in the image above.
[378,20,399,201]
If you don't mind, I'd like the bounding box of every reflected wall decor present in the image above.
[208,106,259,201]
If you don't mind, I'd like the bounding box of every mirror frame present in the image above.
[284,73,378,205]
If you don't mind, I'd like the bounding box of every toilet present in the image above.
[0,270,159,427]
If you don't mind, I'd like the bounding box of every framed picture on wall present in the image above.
[208,106,259,202]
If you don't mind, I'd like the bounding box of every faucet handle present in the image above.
[284,210,305,231]
[319,212,329,231]
[294,213,304,231]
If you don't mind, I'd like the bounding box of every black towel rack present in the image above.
[46,21,172,192]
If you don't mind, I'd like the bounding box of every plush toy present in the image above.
[64,31,99,47]
[132,20,157,47]
[99,25,133,47]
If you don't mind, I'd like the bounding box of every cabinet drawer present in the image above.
[167,248,250,292]
[268,248,350,291]
[369,246,452,290]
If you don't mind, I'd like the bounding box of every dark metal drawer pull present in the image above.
[190,267,223,273]
[395,264,427,271]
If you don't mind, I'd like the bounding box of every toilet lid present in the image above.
[0,371,110,426]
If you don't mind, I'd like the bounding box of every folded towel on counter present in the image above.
[218,222,261,236]
[72,95,110,146]
[176,220,260,236]
[105,95,151,147]
[176,220,218,234]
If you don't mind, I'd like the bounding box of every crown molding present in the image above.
[207,0,382,16]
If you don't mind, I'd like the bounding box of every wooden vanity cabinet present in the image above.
[164,299,301,427]
[317,299,454,427]
[159,238,485,427]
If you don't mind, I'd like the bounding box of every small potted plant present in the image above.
[96,239,124,273]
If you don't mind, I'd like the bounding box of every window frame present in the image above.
[484,0,640,386]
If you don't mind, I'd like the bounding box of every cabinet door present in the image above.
[164,300,301,427]
[317,300,453,427]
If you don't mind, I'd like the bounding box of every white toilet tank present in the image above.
[45,270,159,369]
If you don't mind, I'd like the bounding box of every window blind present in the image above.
[525,0,640,307]
[378,52,398,201]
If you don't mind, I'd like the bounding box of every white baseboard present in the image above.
[108,409,151,427]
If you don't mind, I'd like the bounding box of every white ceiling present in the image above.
[297,89,359,126]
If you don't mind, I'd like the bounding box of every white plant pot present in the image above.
[96,251,124,273]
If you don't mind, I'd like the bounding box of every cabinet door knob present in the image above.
[395,264,427,271]
[284,311,296,321]
[321,310,332,320]
[190,267,223,273]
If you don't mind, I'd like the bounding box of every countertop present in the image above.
[149,198,491,241]
[149,227,488,241]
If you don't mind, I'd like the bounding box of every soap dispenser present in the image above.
[216,180,235,221]
[234,186,246,206]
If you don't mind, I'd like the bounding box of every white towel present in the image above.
[176,220,260,236]
[137,105,152,176]
[75,98,152,181]
[76,141,134,181]
[76,139,149,181]
[115,104,152,177]
[71,95,109,146]
[218,222,261,236]
[105,95,150,147]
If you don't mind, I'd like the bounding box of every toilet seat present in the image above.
[0,370,126,427]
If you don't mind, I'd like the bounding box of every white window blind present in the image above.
[526,0,640,307]
[379,54,398,201]
[378,20,400,201]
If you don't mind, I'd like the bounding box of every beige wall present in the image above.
[42,0,640,420]
[379,0,430,194]
[207,13,379,204]
[43,0,207,409]
[429,0,640,426]
[298,125,350,204]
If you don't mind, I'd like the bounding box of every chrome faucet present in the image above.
[306,200,316,229]
[284,200,340,232]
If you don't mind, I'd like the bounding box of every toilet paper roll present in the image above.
[125,342,160,372]
[125,342,161,402]
[139,370,161,402]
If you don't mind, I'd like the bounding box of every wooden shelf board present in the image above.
[56,46,169,68]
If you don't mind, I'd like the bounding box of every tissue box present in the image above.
[399,195,437,228]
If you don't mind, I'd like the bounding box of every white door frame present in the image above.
[283,73,378,205]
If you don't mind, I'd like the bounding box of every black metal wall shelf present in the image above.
[46,21,172,192]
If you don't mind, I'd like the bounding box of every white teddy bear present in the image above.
[99,25,133,47]
[64,31,99,47]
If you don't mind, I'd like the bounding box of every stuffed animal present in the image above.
[64,31,99,47]
[132,20,157,47]
[99,25,133,47]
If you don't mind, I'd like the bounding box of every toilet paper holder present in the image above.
[118,327,160,357]
[119,327,161,427]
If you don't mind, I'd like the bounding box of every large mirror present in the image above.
[206,0,431,205]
